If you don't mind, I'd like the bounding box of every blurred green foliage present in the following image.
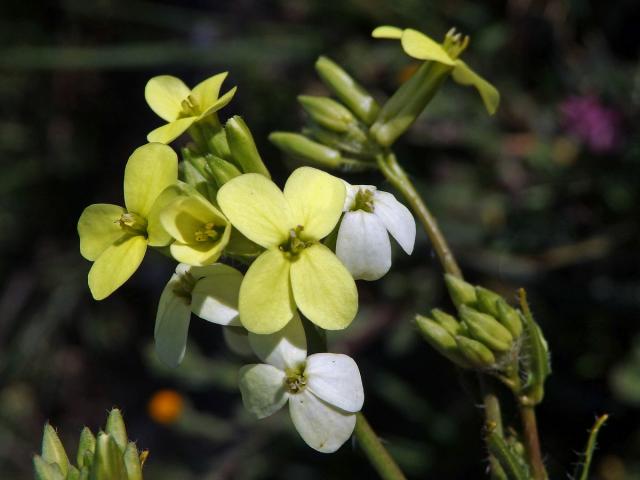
[1,0,639,479]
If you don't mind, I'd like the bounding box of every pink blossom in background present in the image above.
[560,95,622,154]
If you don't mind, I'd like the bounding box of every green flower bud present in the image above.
[298,95,356,132]
[269,132,342,168]
[105,409,127,452]
[315,56,380,125]
[416,315,471,368]
[431,308,464,336]
[496,299,523,339]
[459,305,514,353]
[444,274,477,308]
[93,432,128,480]
[455,336,496,368]
[123,442,143,480]
[475,286,502,318]
[42,424,69,476]
[33,455,64,480]
[225,115,271,178]
[77,427,96,468]
[206,155,242,188]
[209,128,232,160]
[303,124,373,158]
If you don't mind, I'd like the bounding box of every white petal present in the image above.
[238,364,288,419]
[306,353,364,413]
[222,326,253,356]
[191,264,242,326]
[154,275,192,367]
[373,190,416,254]
[288,389,356,453]
[248,312,307,370]
[336,211,391,280]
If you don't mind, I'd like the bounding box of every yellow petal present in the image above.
[401,29,455,66]
[371,25,403,39]
[452,60,500,115]
[145,75,190,122]
[283,167,345,240]
[123,143,178,218]
[217,173,293,249]
[190,72,228,112]
[290,243,357,330]
[160,195,227,244]
[147,117,197,144]
[88,235,147,300]
[199,86,237,118]
[78,203,126,261]
[147,185,183,247]
[238,249,295,334]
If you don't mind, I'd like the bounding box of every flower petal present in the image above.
[217,173,293,248]
[147,117,197,144]
[199,86,238,118]
[248,312,306,370]
[288,389,356,453]
[154,274,192,367]
[336,211,391,281]
[401,29,455,66]
[239,249,295,334]
[238,364,288,419]
[290,243,358,330]
[78,203,127,261]
[452,60,500,115]
[145,75,190,122]
[306,353,364,413]
[372,191,416,254]
[160,195,226,244]
[123,143,178,218]
[190,72,228,112]
[88,235,147,300]
[283,167,345,240]
[147,186,183,247]
[371,25,403,39]
[191,263,242,326]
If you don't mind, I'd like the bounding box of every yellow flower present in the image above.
[160,193,231,266]
[372,26,499,115]
[78,143,178,300]
[217,167,358,334]
[145,73,237,144]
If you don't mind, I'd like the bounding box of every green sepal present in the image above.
[444,274,477,308]
[455,336,496,368]
[225,115,271,178]
[33,455,65,480]
[496,299,523,339]
[431,308,465,336]
[298,95,355,133]
[105,409,128,452]
[486,431,530,480]
[269,132,342,168]
[519,291,551,405]
[459,305,514,353]
[123,442,143,480]
[206,155,242,188]
[90,432,127,480]
[315,56,380,125]
[76,427,96,469]
[42,424,69,476]
[415,315,472,368]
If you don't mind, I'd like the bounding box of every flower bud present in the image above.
[475,286,502,318]
[123,442,143,480]
[209,128,232,160]
[33,455,63,480]
[496,299,523,339]
[298,95,356,132]
[76,427,95,468]
[444,273,477,308]
[93,432,128,480]
[303,124,372,158]
[459,305,514,353]
[105,409,128,451]
[416,315,471,368]
[455,336,496,368]
[269,132,342,168]
[42,424,69,476]
[225,115,271,178]
[315,56,380,125]
[431,308,464,336]
[206,155,242,188]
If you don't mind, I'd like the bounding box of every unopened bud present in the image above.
[456,336,496,368]
[209,128,232,160]
[315,56,380,125]
[416,315,471,368]
[225,116,271,178]
[76,427,96,468]
[123,442,143,480]
[42,424,69,476]
[475,286,502,318]
[298,95,356,132]
[206,155,241,188]
[431,308,464,336]
[459,305,514,353]
[94,432,128,480]
[33,455,63,480]
[269,132,342,168]
[444,274,477,308]
[496,299,523,339]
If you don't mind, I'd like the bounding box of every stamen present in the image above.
[279,226,313,259]
[351,188,375,213]
[194,222,220,242]
[284,364,308,394]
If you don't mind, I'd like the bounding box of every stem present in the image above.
[519,405,547,480]
[376,152,462,279]
[355,412,407,480]
[480,378,507,480]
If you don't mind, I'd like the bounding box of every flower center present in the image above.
[179,94,200,117]
[284,364,308,394]
[116,212,147,236]
[351,188,375,213]
[194,222,222,243]
[172,271,196,305]
[442,27,469,60]
[279,226,313,259]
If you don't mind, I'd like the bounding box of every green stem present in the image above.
[355,412,407,480]
[519,405,547,480]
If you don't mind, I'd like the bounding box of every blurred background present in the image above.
[1,0,639,478]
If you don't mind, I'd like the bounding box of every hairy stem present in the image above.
[355,413,407,480]
[519,405,547,480]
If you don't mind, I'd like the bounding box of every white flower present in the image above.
[155,263,243,367]
[336,184,416,280]
[239,314,364,453]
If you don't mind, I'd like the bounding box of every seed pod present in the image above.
[459,305,514,353]
[444,273,477,308]
[455,336,496,368]
[269,132,342,168]
[298,95,356,132]
[225,116,271,178]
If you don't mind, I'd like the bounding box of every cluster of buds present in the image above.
[34,409,146,480]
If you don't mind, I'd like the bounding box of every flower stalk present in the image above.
[354,413,407,480]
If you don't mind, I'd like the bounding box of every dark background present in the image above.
[1,1,639,478]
